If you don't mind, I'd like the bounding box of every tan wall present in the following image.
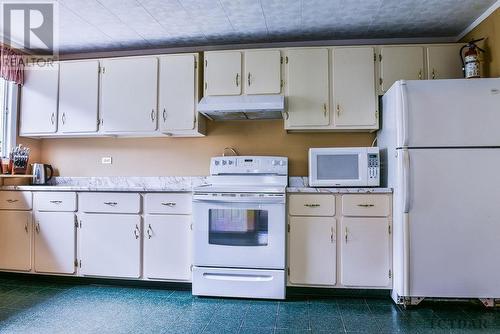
[39,120,374,177]
[462,8,500,77]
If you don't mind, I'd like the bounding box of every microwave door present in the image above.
[310,151,367,187]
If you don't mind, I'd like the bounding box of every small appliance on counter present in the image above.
[31,163,54,185]
[308,147,380,187]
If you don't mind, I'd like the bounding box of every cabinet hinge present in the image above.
[74,217,78,228]
[98,66,101,74]
[287,224,290,232]
[280,56,283,64]
[205,82,207,90]
[379,78,383,86]
[194,60,197,69]
[190,224,193,231]
[374,53,377,62]
[388,225,392,234]
[102,67,105,74]
[79,220,82,228]
[79,260,82,268]
[190,264,193,272]
[379,54,382,62]
[287,267,290,276]
[205,59,207,68]
[389,270,392,279]
[285,56,289,64]
[74,259,78,267]
[280,80,284,88]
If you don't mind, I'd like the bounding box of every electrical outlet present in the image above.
[101,157,112,165]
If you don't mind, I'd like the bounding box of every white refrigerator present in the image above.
[377,78,500,306]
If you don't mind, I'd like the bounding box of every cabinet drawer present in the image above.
[288,194,335,216]
[34,192,77,212]
[0,191,32,210]
[342,195,390,217]
[79,193,141,213]
[144,193,191,214]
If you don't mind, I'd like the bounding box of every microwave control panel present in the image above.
[211,156,288,175]
[368,153,379,181]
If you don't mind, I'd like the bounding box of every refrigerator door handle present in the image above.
[403,149,411,214]
[401,81,409,147]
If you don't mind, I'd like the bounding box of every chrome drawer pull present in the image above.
[161,202,176,207]
[104,202,118,206]
[6,199,18,203]
[304,203,320,208]
[357,204,375,207]
[50,200,63,204]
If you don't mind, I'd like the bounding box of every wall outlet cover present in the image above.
[101,157,112,164]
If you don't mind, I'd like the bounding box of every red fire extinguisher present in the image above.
[460,38,485,79]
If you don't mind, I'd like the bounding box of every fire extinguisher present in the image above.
[460,38,485,79]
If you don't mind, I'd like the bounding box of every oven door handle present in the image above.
[193,197,285,204]
[202,273,274,282]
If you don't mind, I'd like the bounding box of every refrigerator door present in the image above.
[396,148,500,299]
[392,79,500,148]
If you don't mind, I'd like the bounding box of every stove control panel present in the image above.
[211,156,288,175]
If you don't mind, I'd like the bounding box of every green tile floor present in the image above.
[0,277,499,333]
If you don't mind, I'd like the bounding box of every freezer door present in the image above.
[400,148,500,298]
[396,79,500,147]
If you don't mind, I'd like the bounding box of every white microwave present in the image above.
[309,147,380,187]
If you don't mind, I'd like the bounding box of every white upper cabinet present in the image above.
[204,52,242,96]
[20,64,59,135]
[34,212,76,274]
[379,46,425,92]
[0,211,32,271]
[285,48,330,128]
[244,50,281,94]
[340,217,390,287]
[100,57,158,133]
[58,60,99,133]
[333,47,377,128]
[288,216,336,286]
[159,54,197,132]
[426,45,463,80]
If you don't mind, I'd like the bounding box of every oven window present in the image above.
[209,209,268,246]
[317,154,359,180]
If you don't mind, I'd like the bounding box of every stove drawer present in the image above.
[144,193,191,215]
[193,267,285,300]
[288,194,335,216]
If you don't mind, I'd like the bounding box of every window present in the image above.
[0,79,18,157]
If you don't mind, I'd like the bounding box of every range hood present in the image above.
[197,95,285,121]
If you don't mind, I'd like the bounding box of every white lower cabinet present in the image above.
[34,212,76,274]
[79,213,141,278]
[144,215,192,281]
[0,211,32,271]
[289,216,336,286]
[340,217,391,287]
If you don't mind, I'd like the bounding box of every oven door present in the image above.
[309,149,368,187]
[193,194,285,270]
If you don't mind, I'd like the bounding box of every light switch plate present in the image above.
[101,157,112,164]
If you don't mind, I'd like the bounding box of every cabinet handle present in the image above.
[62,113,66,125]
[247,72,251,86]
[35,222,40,234]
[357,204,374,207]
[304,203,320,208]
[235,73,240,87]
[6,199,18,203]
[330,226,334,243]
[432,69,436,80]
[104,201,118,206]
[283,111,289,120]
[336,104,341,117]
[147,224,152,239]
[51,112,55,125]
[418,70,422,80]
[50,200,63,204]
[134,224,140,239]
[161,202,176,207]
[323,103,328,117]
[151,109,155,122]
[162,108,167,122]
[345,227,348,243]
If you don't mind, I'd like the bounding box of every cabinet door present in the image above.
[205,52,241,96]
[380,46,424,92]
[34,212,76,274]
[58,60,99,133]
[340,217,390,287]
[144,215,191,281]
[159,55,196,132]
[245,50,281,94]
[286,49,329,128]
[80,214,141,278]
[288,216,336,286]
[20,64,59,134]
[427,45,463,80]
[333,47,377,127]
[100,57,158,132]
[0,211,31,271]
